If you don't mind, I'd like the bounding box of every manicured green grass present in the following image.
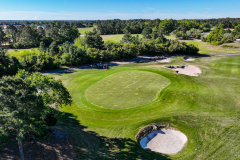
[85,70,170,109]
[211,56,240,76]
[52,55,240,159]
[101,34,143,42]
[78,27,94,35]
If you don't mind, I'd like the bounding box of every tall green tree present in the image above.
[0,27,6,47]
[141,27,152,39]
[6,25,17,45]
[121,32,133,43]
[0,76,47,160]
[0,71,72,160]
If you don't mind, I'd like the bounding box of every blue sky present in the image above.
[0,0,239,20]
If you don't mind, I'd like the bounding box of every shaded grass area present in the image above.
[52,56,240,159]
[85,70,170,109]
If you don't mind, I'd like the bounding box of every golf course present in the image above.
[50,38,240,159]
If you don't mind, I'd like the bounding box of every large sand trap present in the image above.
[140,129,187,154]
[165,65,202,76]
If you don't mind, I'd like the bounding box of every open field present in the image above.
[101,34,143,42]
[52,52,240,159]
[78,27,94,35]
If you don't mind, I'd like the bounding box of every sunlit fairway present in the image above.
[52,54,240,159]
[101,34,143,42]
[211,56,240,76]
[78,27,94,35]
[85,70,170,109]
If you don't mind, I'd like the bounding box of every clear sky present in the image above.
[0,0,239,20]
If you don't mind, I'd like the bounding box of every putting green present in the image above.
[85,70,170,109]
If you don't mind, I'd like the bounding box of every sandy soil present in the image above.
[165,65,202,76]
[0,129,74,160]
[155,58,172,63]
[184,57,195,61]
[140,129,188,154]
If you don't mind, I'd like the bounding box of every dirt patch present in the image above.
[0,128,74,160]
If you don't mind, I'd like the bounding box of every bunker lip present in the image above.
[140,129,188,155]
[165,65,202,76]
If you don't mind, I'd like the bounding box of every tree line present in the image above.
[0,24,79,49]
[0,30,199,77]
[0,20,95,28]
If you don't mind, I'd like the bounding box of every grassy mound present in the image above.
[85,70,170,109]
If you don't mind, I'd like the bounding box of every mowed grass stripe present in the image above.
[211,56,240,76]
[85,70,170,109]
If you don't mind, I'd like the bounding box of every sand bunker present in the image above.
[165,65,202,76]
[183,57,195,61]
[140,129,187,154]
[156,58,172,63]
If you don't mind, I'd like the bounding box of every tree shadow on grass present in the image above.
[0,128,74,160]
[58,112,171,160]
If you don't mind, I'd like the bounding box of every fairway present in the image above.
[52,55,240,159]
[211,56,240,76]
[85,70,170,109]
[101,34,143,42]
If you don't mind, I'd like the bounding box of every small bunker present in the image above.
[137,123,187,155]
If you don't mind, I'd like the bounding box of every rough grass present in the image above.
[185,40,240,55]
[52,54,240,159]
[85,70,170,109]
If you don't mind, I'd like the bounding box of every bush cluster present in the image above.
[201,26,240,45]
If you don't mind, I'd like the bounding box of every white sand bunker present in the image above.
[165,65,202,76]
[183,57,195,61]
[156,58,172,63]
[140,129,188,154]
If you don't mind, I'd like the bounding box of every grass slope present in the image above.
[85,70,170,109]
[52,55,240,159]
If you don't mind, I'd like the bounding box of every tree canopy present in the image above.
[0,70,72,160]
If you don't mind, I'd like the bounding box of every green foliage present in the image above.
[0,76,47,158]
[0,70,72,158]
[205,28,236,45]
[121,32,133,43]
[39,41,46,52]
[0,49,20,77]
[141,27,152,39]
[16,70,72,109]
